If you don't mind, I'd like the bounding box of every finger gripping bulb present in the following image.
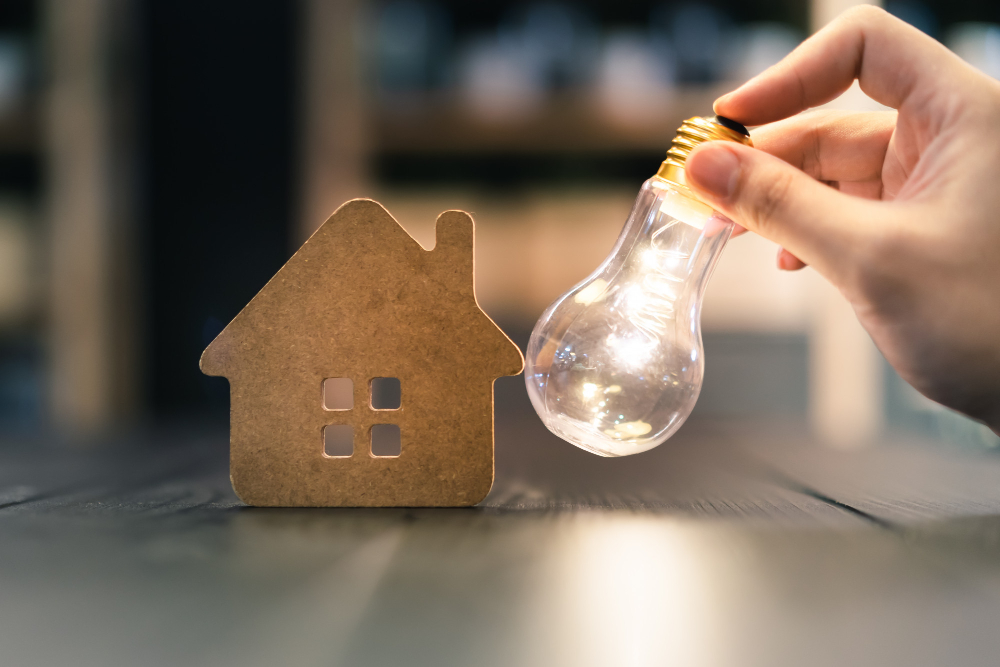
[524,116,752,457]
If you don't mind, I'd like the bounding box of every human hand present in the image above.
[684,6,1000,430]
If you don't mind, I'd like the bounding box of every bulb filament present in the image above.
[623,219,689,347]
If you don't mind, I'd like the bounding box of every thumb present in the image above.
[685,141,870,281]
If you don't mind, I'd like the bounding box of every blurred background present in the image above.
[0,0,998,449]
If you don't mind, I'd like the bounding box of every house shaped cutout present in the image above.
[200,199,524,506]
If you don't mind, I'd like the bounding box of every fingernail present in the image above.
[777,247,791,271]
[713,81,751,115]
[686,145,740,199]
[712,93,731,111]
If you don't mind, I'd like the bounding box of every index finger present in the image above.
[714,5,970,125]
[751,109,897,183]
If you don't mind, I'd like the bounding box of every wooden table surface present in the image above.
[3,377,1000,667]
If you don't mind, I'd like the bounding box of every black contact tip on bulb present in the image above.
[714,115,750,137]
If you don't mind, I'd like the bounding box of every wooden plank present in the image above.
[3,435,1000,666]
[746,430,1000,524]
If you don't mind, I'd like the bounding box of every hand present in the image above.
[684,6,1000,431]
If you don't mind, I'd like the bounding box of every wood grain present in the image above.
[4,425,1000,666]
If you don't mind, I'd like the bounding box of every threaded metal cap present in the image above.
[656,115,753,189]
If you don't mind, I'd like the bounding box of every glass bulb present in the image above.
[524,116,752,457]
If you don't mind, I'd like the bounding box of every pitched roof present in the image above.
[201,199,523,379]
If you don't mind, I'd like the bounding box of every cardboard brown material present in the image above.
[200,199,524,506]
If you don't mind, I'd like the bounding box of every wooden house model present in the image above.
[200,199,524,506]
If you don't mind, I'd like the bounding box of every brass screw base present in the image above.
[656,116,753,190]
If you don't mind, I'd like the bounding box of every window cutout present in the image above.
[370,377,401,410]
[323,378,353,410]
[370,424,401,457]
[323,425,353,457]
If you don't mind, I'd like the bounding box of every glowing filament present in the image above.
[623,220,691,345]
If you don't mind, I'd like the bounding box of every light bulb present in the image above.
[525,116,753,456]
